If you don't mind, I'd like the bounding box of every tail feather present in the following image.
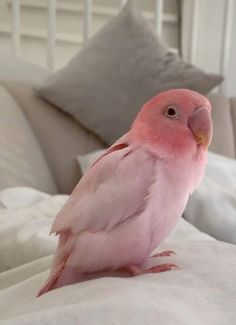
[37,231,81,297]
[37,255,69,297]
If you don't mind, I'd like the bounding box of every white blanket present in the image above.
[0,188,235,324]
[185,152,236,244]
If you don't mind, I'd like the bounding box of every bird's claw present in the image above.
[151,250,176,258]
[143,263,179,274]
[126,263,179,276]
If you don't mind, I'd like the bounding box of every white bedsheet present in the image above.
[0,187,235,324]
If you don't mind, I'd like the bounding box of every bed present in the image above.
[0,182,236,324]
[0,1,236,324]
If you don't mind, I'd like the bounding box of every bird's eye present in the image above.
[164,105,180,119]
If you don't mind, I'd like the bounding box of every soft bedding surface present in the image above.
[0,187,235,324]
[185,152,236,244]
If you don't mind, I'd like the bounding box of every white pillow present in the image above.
[0,86,57,194]
[185,152,236,244]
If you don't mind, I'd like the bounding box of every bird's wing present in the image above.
[51,138,156,235]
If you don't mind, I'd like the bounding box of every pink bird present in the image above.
[38,89,212,296]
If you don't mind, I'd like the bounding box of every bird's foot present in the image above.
[151,250,176,258]
[126,263,178,276]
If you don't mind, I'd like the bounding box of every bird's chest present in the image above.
[147,160,202,251]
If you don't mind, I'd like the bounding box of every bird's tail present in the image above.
[37,231,81,297]
[37,255,69,297]
[37,254,83,297]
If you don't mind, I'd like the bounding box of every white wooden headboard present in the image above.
[5,0,180,70]
[0,0,235,96]
[181,0,234,95]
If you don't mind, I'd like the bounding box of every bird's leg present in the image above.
[125,263,178,276]
[150,250,176,258]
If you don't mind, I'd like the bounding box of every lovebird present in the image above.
[38,89,212,296]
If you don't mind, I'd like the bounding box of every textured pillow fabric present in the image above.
[208,93,235,158]
[0,85,58,194]
[38,1,223,145]
[184,152,236,244]
[3,82,105,194]
[77,149,106,174]
[0,49,49,85]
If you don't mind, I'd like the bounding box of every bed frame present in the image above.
[8,0,234,91]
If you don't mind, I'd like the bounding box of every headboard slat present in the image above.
[47,0,56,70]
[11,0,21,55]
[154,0,163,35]
[83,0,92,43]
[220,0,234,93]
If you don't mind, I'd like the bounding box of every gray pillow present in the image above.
[38,1,223,145]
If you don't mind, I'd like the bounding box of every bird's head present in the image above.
[131,89,213,161]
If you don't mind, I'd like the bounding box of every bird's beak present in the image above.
[188,107,213,149]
